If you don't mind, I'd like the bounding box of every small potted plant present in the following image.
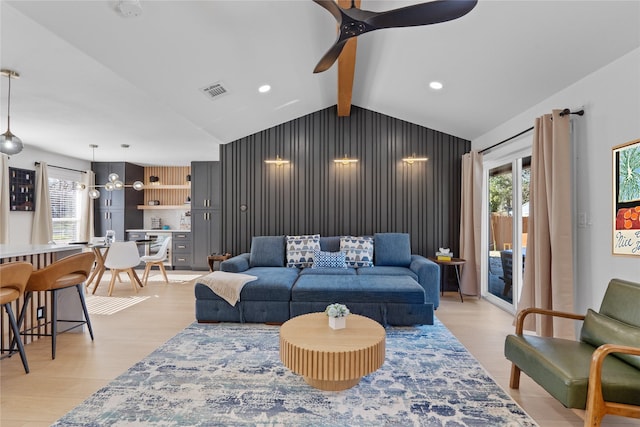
[325,303,350,330]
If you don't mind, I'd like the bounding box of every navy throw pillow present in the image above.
[374,233,412,266]
[249,236,285,267]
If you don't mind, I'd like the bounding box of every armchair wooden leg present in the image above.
[509,364,521,389]
[125,269,139,293]
[107,270,118,296]
[158,263,169,283]
[141,263,152,286]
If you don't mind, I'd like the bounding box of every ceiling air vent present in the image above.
[200,82,228,100]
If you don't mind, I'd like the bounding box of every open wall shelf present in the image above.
[139,166,191,210]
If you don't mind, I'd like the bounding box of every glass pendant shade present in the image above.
[113,180,124,190]
[104,182,115,191]
[0,69,23,155]
[0,130,23,155]
[108,173,120,182]
[132,180,144,190]
[88,188,101,199]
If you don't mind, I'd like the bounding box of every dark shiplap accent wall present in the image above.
[220,106,470,257]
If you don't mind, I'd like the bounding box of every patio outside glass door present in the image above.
[486,156,530,309]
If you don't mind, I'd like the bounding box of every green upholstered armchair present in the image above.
[504,278,640,427]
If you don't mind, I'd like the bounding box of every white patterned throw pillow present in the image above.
[312,250,347,269]
[286,234,321,268]
[340,236,374,268]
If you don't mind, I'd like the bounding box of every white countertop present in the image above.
[126,229,191,233]
[0,243,85,259]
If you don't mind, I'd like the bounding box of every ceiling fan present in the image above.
[312,0,478,73]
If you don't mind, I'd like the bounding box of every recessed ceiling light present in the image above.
[429,81,444,90]
[258,84,271,93]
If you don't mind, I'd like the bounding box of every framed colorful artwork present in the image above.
[612,138,640,256]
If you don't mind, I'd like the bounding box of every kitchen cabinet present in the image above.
[92,162,144,240]
[191,210,221,270]
[191,161,221,270]
[191,162,220,209]
[172,232,192,268]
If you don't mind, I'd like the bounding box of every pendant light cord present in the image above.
[5,72,11,131]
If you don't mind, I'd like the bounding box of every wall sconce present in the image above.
[402,154,429,165]
[264,156,290,166]
[334,155,358,165]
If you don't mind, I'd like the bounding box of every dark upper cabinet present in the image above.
[191,161,221,210]
[92,162,144,240]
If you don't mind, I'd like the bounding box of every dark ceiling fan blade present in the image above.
[366,0,478,29]
[313,39,349,73]
[312,0,343,22]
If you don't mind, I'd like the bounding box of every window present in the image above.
[48,170,84,243]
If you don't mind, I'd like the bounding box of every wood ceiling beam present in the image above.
[337,0,360,117]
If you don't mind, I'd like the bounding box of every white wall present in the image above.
[5,146,90,245]
[473,47,640,313]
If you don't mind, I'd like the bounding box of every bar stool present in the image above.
[0,262,33,373]
[17,252,95,360]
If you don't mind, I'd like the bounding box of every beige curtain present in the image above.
[459,150,483,296]
[0,154,9,243]
[31,162,53,244]
[78,170,95,241]
[518,109,574,338]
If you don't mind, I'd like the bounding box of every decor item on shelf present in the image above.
[325,303,350,330]
[87,144,144,199]
[149,175,160,184]
[151,217,161,229]
[264,155,290,166]
[0,69,23,155]
[186,174,191,182]
[147,200,160,206]
[402,153,429,165]
[334,155,358,165]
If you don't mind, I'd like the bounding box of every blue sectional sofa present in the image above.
[194,233,440,326]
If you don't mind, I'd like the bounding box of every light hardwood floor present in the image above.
[1,270,639,426]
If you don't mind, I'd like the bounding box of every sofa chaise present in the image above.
[194,233,440,326]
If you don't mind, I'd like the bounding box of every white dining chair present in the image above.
[103,241,143,296]
[140,237,172,286]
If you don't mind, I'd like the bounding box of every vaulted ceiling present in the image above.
[1,1,639,165]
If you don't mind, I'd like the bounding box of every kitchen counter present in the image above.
[0,243,85,259]
[126,229,191,233]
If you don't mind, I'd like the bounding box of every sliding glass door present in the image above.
[485,154,531,311]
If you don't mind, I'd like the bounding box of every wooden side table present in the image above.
[207,253,231,272]
[280,312,386,391]
[428,257,466,302]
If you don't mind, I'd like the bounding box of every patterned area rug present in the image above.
[54,319,537,426]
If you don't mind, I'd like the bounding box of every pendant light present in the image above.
[88,144,144,199]
[0,69,23,155]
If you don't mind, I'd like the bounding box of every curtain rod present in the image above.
[479,108,585,154]
[34,162,87,174]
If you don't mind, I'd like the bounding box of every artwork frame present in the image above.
[612,138,640,256]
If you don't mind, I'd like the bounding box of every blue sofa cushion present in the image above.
[300,266,357,276]
[374,233,411,267]
[312,250,347,269]
[286,234,320,268]
[249,236,285,267]
[319,236,341,252]
[357,265,418,282]
[197,267,298,302]
[292,275,425,304]
[340,236,374,268]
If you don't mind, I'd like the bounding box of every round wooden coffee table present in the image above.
[279,312,385,391]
